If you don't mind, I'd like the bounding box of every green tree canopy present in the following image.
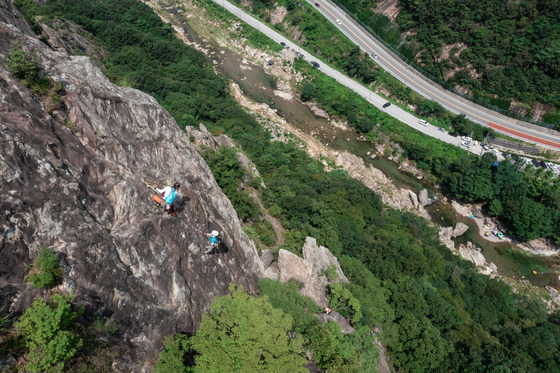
[191,284,306,372]
[17,295,83,372]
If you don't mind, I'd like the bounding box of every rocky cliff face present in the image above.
[0,0,262,368]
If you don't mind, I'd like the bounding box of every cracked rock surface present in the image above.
[0,1,262,369]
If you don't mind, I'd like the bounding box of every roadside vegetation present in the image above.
[224,0,379,85]
[335,0,560,128]
[13,0,560,371]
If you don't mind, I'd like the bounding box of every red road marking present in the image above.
[488,122,560,149]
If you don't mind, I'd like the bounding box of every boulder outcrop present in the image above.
[302,237,348,283]
[407,190,419,210]
[0,1,262,368]
[277,249,329,307]
[268,237,349,308]
[418,189,432,206]
[457,242,498,277]
[452,222,469,237]
[316,311,355,334]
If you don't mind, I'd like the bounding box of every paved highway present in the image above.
[212,0,560,151]
[307,0,560,150]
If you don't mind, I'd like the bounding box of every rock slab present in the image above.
[302,237,348,283]
[452,222,469,237]
[0,2,263,369]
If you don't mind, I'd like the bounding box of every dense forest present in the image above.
[335,0,560,126]
[11,0,560,371]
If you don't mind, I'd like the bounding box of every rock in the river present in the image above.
[418,189,432,206]
[452,222,469,237]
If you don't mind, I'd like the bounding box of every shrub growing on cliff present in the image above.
[0,307,11,332]
[6,44,64,113]
[6,44,52,95]
[17,295,83,372]
[154,334,193,373]
[191,284,306,372]
[26,247,63,289]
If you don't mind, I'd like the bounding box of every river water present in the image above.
[177,17,560,289]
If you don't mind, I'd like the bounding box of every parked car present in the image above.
[310,61,320,68]
[418,119,428,126]
[461,136,472,142]
[382,102,391,108]
[502,153,510,158]
[449,132,458,137]
[461,141,470,147]
[438,127,446,132]
[280,42,286,47]
[335,19,341,25]
[481,142,490,151]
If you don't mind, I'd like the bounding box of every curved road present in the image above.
[212,0,560,150]
[308,0,560,150]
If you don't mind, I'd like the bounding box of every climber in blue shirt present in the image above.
[204,230,221,254]
[155,182,181,212]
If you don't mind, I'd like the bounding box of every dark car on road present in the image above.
[315,2,320,7]
[310,61,320,68]
[382,102,391,108]
[280,42,286,47]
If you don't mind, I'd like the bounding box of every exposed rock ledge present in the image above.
[262,237,348,308]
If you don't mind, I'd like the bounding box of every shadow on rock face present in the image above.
[205,242,229,255]
[173,196,190,214]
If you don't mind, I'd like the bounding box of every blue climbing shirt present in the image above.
[210,236,218,245]
[164,188,177,204]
